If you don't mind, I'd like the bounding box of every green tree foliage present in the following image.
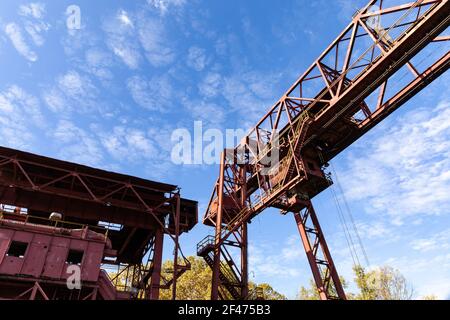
[298,279,320,300]
[297,277,351,300]
[160,256,212,300]
[353,265,414,300]
[159,256,286,300]
[248,282,288,300]
[297,265,416,300]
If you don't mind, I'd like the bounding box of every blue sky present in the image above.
[0,0,449,299]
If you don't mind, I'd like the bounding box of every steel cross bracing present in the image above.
[198,0,450,300]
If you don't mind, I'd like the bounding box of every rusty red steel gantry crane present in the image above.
[197,0,450,300]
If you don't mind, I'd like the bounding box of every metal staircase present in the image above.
[197,236,242,300]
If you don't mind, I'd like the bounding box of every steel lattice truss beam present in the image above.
[199,0,450,300]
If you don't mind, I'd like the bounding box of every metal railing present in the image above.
[0,208,109,239]
[197,235,215,255]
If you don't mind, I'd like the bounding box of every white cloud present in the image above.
[381,253,450,299]
[127,74,173,112]
[104,9,176,69]
[280,234,303,261]
[0,86,44,149]
[4,23,37,62]
[43,70,99,114]
[53,120,104,167]
[99,126,157,162]
[410,229,450,253]
[17,3,50,47]
[187,46,207,71]
[248,234,309,285]
[222,71,280,127]
[19,3,46,19]
[24,20,49,46]
[340,100,450,225]
[118,9,134,28]
[84,48,114,81]
[103,11,142,69]
[42,88,65,113]
[182,99,226,126]
[137,17,175,67]
[198,72,222,98]
[113,46,141,69]
[354,220,398,242]
[147,0,186,15]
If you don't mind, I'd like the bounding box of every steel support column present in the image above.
[240,163,249,299]
[211,152,226,300]
[148,227,164,300]
[172,194,181,300]
[294,200,346,300]
[240,222,249,299]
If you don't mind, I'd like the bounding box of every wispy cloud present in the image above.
[127,74,174,112]
[410,229,450,253]
[0,85,44,149]
[4,23,38,62]
[19,2,50,47]
[83,48,114,82]
[181,99,226,126]
[43,70,99,114]
[98,126,157,162]
[137,16,176,67]
[339,100,450,225]
[187,46,208,71]
[3,2,51,61]
[118,9,134,28]
[53,120,104,167]
[222,71,281,127]
[147,0,187,15]
[103,8,177,69]
[249,233,307,281]
[18,3,46,19]
[103,10,142,69]
[198,72,222,98]
[381,253,450,299]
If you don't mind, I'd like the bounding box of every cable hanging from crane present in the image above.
[329,161,370,268]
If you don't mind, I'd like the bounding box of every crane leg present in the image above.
[294,200,346,300]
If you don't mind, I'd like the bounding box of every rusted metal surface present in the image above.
[293,199,346,300]
[199,0,449,300]
[0,214,111,299]
[0,147,198,300]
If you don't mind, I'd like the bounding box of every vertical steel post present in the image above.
[241,223,248,299]
[148,227,164,300]
[294,200,346,300]
[211,151,226,300]
[172,194,181,300]
[240,162,248,299]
